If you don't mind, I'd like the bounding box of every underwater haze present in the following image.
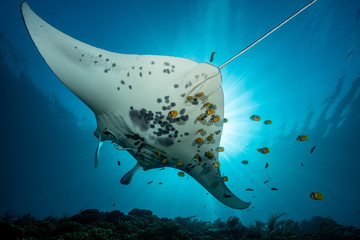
[1,0,360,229]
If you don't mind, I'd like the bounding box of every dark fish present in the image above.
[264,180,269,184]
[206,193,209,195]
[147,181,153,184]
[271,188,278,191]
[117,161,120,166]
[158,168,165,171]
[210,51,216,62]
[185,215,197,219]
[265,162,269,168]
[187,163,192,166]
[245,188,254,191]
[224,193,232,198]
[159,182,163,185]
[112,203,115,207]
[310,145,316,154]
[301,162,304,167]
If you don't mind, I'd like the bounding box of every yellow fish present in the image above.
[310,192,324,200]
[264,120,272,125]
[250,115,261,121]
[257,147,270,154]
[297,135,308,141]
[177,172,185,177]
[222,176,229,182]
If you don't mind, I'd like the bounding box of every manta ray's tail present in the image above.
[218,0,317,69]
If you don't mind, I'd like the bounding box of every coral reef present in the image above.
[1,209,360,240]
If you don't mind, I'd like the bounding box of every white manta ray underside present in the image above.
[20,1,316,209]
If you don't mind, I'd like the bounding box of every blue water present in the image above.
[1,0,360,227]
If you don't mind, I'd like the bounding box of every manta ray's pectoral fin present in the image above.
[94,140,104,168]
[190,166,251,209]
[120,163,144,185]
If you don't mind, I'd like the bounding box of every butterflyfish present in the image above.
[297,135,308,141]
[257,147,270,154]
[250,115,261,121]
[310,192,324,200]
[264,120,272,125]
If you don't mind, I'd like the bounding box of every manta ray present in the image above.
[20,1,316,209]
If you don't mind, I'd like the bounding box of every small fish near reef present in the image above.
[250,115,261,121]
[241,160,249,165]
[265,162,269,168]
[257,147,270,154]
[270,188,278,191]
[310,192,324,200]
[264,120,272,125]
[297,135,308,141]
[210,51,216,62]
[245,188,254,191]
[310,145,316,154]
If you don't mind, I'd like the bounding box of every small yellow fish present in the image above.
[310,192,324,200]
[210,51,216,62]
[156,151,162,157]
[297,135,308,141]
[197,115,204,121]
[168,110,178,117]
[264,120,272,125]
[162,159,167,164]
[241,160,249,165]
[213,162,220,168]
[205,151,213,158]
[216,147,225,152]
[187,96,194,101]
[215,130,221,135]
[203,102,210,107]
[207,135,213,141]
[197,92,204,98]
[257,147,270,154]
[222,176,229,182]
[177,160,183,166]
[250,115,261,121]
[195,137,203,143]
[212,115,220,123]
[206,109,214,115]
[177,172,185,177]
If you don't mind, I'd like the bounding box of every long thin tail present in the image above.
[218,0,317,69]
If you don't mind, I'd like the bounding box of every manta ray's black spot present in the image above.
[129,109,149,131]
[121,80,125,85]
[162,106,166,110]
[112,63,116,67]
[171,69,174,73]
[99,54,102,57]
[164,62,170,66]
[148,71,152,75]
[185,84,188,89]
[130,106,133,109]
[181,93,185,97]
[150,124,155,128]
[180,115,189,121]
[184,132,189,136]
[74,46,77,49]
[104,69,108,73]
[129,85,132,90]
[170,102,176,107]
[209,104,217,110]
[174,84,179,88]
[179,109,185,115]
[132,66,135,69]
[106,58,109,62]
[163,69,166,73]
[81,54,84,57]
[157,98,162,103]
[165,96,169,99]
[127,72,130,77]
[171,65,175,68]
[166,69,170,74]
[177,140,181,142]
[165,99,170,104]
[139,66,143,70]
[195,75,199,79]
[79,59,82,62]
[94,61,98,64]
[156,137,174,147]
[151,61,155,65]
[139,72,142,77]
[117,87,120,91]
